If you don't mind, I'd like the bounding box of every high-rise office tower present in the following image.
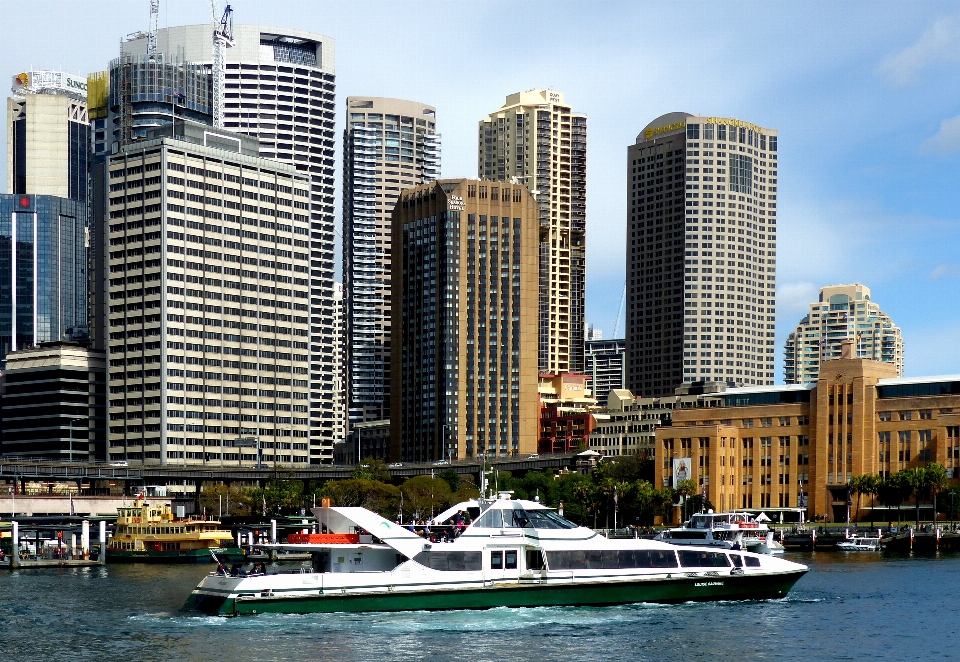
[342,97,439,428]
[105,120,312,467]
[7,70,89,203]
[584,338,626,402]
[479,90,586,375]
[0,195,88,353]
[122,26,337,464]
[626,113,778,396]
[390,180,539,462]
[784,283,903,384]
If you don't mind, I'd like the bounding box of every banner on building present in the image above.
[672,457,692,488]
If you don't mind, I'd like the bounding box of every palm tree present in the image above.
[905,468,929,527]
[867,474,880,529]
[850,474,871,525]
[926,463,948,524]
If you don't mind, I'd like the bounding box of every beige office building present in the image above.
[479,90,586,374]
[390,180,539,461]
[342,97,439,428]
[784,283,903,384]
[105,121,311,466]
[627,113,779,397]
[7,70,88,201]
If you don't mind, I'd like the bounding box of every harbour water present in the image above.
[1,553,958,661]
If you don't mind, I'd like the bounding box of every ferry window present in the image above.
[745,556,761,567]
[491,551,503,569]
[730,554,744,568]
[504,509,530,528]
[505,551,518,570]
[526,550,545,570]
[413,551,482,571]
[678,550,731,568]
[474,509,504,528]
[524,509,577,530]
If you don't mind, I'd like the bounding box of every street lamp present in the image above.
[68,418,84,463]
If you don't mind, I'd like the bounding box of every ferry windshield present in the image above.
[473,507,578,530]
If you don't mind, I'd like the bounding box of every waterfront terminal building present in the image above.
[657,340,960,522]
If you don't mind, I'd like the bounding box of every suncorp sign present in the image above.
[12,70,88,99]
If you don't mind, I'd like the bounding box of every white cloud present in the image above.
[920,114,960,154]
[878,13,960,86]
[929,264,960,279]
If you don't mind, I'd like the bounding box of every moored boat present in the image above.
[654,511,785,555]
[183,495,807,616]
[836,536,882,551]
[107,496,241,563]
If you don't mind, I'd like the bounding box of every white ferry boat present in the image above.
[653,511,785,555]
[184,496,807,616]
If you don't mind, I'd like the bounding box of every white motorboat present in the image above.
[836,536,882,551]
[654,511,786,555]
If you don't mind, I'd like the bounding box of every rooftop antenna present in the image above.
[146,0,160,61]
[209,1,234,129]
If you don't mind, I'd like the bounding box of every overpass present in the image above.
[0,453,578,493]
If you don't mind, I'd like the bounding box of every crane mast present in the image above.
[146,0,159,61]
[210,2,234,129]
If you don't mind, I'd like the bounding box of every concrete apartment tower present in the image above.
[105,121,312,467]
[626,113,779,396]
[390,180,539,462]
[122,26,338,464]
[342,97,439,430]
[479,90,586,374]
[784,283,903,384]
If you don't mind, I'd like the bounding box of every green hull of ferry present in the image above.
[186,569,806,616]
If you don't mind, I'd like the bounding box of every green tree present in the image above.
[353,458,391,483]
[400,475,451,521]
[438,468,461,494]
[320,479,400,519]
[259,478,305,515]
[199,484,254,517]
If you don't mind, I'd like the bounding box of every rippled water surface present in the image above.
[2,553,959,661]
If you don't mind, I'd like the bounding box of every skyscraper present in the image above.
[342,97,439,428]
[626,113,778,396]
[7,70,89,203]
[390,180,539,462]
[584,338,626,402]
[0,195,87,353]
[331,281,346,444]
[479,89,586,374]
[105,121,312,467]
[121,25,337,464]
[784,283,903,384]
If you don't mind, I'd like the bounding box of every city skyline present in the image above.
[6,2,960,379]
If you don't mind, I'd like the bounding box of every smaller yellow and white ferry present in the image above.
[107,496,241,564]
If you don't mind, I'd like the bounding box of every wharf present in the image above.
[2,519,108,569]
[782,525,960,552]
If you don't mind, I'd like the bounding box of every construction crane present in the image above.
[612,281,627,338]
[146,0,159,61]
[210,1,234,129]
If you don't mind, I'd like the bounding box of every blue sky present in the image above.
[5,1,960,379]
